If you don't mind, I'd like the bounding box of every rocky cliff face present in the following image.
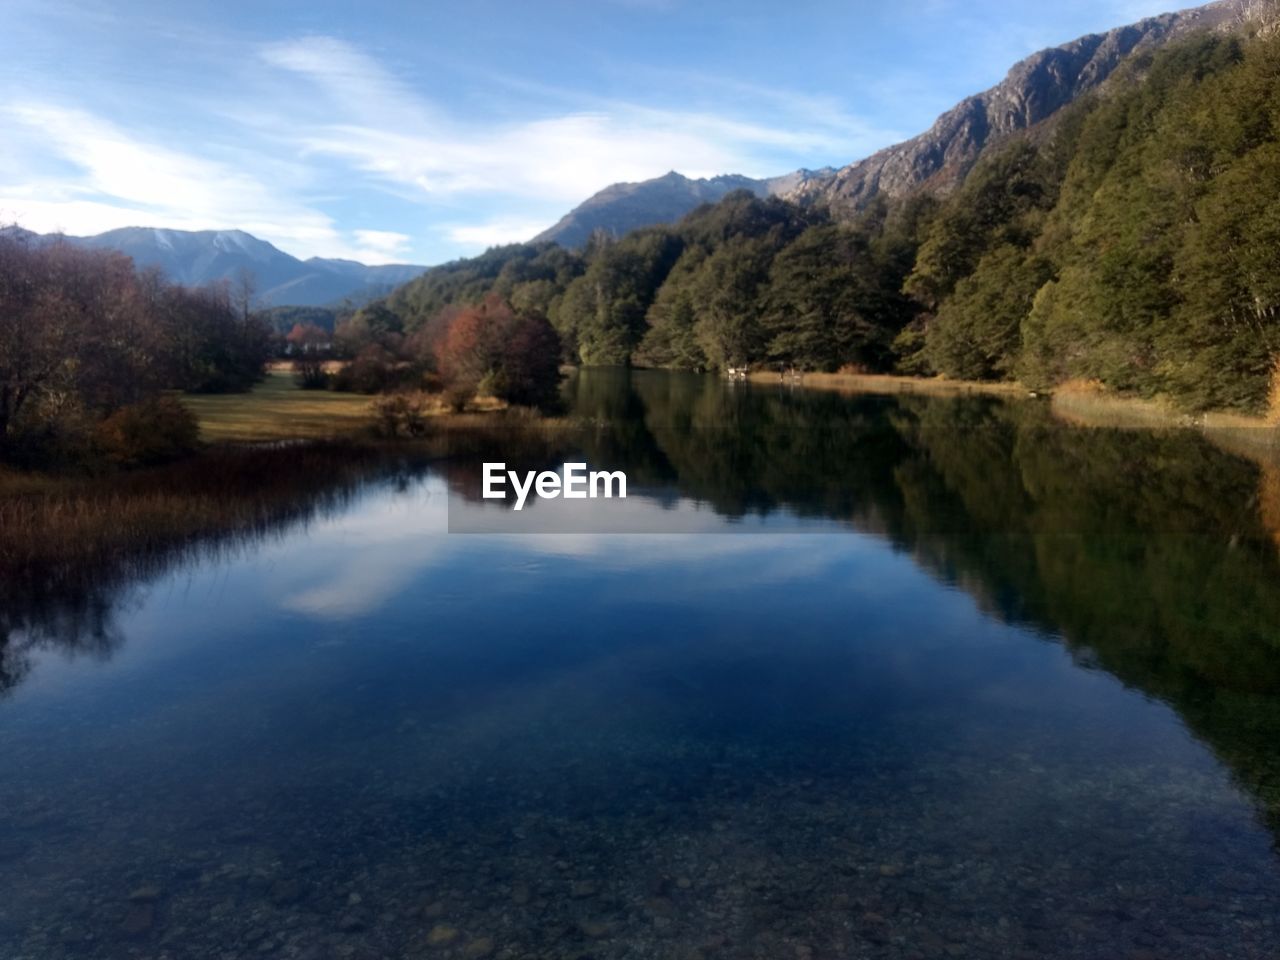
[788,0,1278,213]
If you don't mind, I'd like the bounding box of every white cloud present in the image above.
[444,219,558,250]
[0,32,898,263]
[257,36,888,206]
[0,102,410,262]
[352,229,412,260]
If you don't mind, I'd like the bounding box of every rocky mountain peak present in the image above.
[786,0,1280,213]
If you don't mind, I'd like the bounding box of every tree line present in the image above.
[352,24,1280,414]
[0,233,273,468]
[372,193,924,379]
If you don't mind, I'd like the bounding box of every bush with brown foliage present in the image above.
[94,397,200,467]
[371,392,431,438]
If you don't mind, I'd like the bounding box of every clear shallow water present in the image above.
[3,370,1280,959]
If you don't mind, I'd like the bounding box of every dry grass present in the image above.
[1268,357,1280,425]
[1048,379,1280,469]
[1,399,583,583]
[1049,380,1191,430]
[0,441,389,588]
[183,369,375,442]
[185,369,517,443]
[747,370,1026,398]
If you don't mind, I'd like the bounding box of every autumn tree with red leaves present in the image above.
[434,294,562,410]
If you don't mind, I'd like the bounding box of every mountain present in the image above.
[532,169,835,248]
[13,227,427,308]
[532,1,1278,240]
[787,0,1277,213]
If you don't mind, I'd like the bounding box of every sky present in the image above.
[0,0,1189,265]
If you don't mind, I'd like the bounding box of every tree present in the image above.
[555,229,683,365]
[435,294,563,410]
[0,230,273,467]
[763,224,901,372]
[925,244,1052,380]
[287,323,331,389]
[0,236,160,450]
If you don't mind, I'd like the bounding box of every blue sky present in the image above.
[1,0,1185,264]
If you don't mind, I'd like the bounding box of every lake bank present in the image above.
[748,369,1280,466]
[0,365,574,598]
[746,369,1026,398]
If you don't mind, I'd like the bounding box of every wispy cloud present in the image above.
[445,219,559,248]
[0,102,408,262]
[0,0,1202,265]
[257,36,891,206]
[352,229,413,259]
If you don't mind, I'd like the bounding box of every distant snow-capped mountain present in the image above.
[9,226,427,308]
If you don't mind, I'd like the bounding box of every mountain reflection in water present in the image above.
[1,368,1278,959]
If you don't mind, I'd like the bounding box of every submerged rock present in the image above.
[427,924,460,946]
[118,903,155,938]
[578,919,614,939]
[268,878,303,906]
[336,913,366,932]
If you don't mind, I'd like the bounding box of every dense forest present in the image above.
[361,26,1280,414]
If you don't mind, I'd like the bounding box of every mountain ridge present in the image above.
[785,0,1279,212]
[5,225,428,308]
[532,168,835,249]
[532,0,1280,242]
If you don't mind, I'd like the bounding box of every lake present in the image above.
[2,368,1279,959]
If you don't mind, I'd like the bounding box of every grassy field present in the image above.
[183,370,375,442]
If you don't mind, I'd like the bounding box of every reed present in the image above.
[0,441,389,581]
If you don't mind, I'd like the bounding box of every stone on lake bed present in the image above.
[127,885,162,902]
[427,924,460,946]
[118,903,155,938]
[644,896,677,917]
[267,878,303,906]
[336,913,366,932]
[463,936,495,958]
[578,919,614,938]
[570,880,598,898]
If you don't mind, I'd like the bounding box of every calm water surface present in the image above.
[3,369,1279,959]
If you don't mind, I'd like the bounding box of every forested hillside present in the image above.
[375,23,1280,414]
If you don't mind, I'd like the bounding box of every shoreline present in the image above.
[746,370,1026,398]
[749,369,1280,466]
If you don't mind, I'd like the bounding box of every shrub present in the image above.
[443,385,474,413]
[371,392,431,438]
[94,397,201,467]
[331,345,407,394]
[293,357,329,390]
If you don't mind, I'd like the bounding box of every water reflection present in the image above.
[2,371,1279,958]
